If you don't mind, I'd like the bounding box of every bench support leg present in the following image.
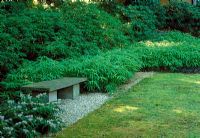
[48,91,57,102]
[73,84,80,99]
[58,84,80,100]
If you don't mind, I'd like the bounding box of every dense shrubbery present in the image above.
[122,5,156,41]
[1,0,199,78]
[146,3,167,29]
[1,57,65,90]
[0,93,63,137]
[126,1,167,29]
[101,3,157,41]
[136,31,200,71]
[165,1,200,36]
[3,31,200,92]
[128,0,159,5]
[123,0,200,34]
[131,1,200,36]
[0,1,200,136]
[61,2,128,50]
[0,1,128,78]
[2,50,142,93]
[62,49,141,92]
[101,1,200,37]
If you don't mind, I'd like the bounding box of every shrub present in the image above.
[0,2,67,77]
[0,1,129,78]
[127,0,159,5]
[136,31,200,71]
[1,57,65,90]
[146,3,167,29]
[198,1,200,7]
[3,31,200,92]
[99,3,157,41]
[2,50,142,93]
[0,91,21,105]
[60,2,128,50]
[165,1,200,36]
[0,33,24,79]
[0,2,27,14]
[62,49,142,92]
[99,1,122,16]
[125,0,167,29]
[0,93,63,137]
[121,5,156,41]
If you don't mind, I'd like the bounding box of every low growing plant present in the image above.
[2,50,142,93]
[62,49,142,92]
[135,31,200,71]
[1,57,65,90]
[0,93,63,137]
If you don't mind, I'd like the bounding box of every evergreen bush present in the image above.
[0,1,129,78]
[165,1,200,36]
[121,5,156,41]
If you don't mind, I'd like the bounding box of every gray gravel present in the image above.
[58,93,110,127]
[57,72,154,128]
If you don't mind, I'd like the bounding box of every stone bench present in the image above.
[21,77,87,102]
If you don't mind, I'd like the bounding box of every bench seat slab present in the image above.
[21,77,87,92]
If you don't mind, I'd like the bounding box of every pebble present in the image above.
[58,93,110,127]
[57,72,154,127]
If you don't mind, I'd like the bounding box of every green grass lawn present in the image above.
[56,73,200,138]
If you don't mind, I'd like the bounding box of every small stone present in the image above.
[58,93,110,127]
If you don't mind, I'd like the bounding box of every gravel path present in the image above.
[58,72,154,127]
[58,93,110,127]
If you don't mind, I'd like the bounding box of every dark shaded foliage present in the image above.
[0,1,128,79]
[165,1,200,36]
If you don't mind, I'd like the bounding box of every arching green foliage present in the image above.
[0,1,129,78]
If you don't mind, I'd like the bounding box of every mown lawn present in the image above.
[56,73,200,138]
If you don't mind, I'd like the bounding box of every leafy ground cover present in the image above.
[56,73,200,137]
[3,31,200,93]
[0,94,63,137]
[136,31,200,72]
